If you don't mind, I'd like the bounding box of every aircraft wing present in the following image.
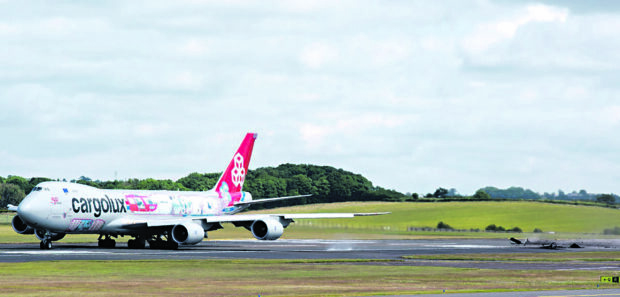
[121,212,389,229]
[205,212,390,222]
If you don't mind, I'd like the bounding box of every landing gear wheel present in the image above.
[98,239,116,248]
[40,240,52,250]
[148,235,178,250]
[97,235,117,248]
[128,238,146,249]
[167,241,179,250]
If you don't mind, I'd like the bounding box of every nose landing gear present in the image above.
[39,239,52,250]
[38,230,53,250]
[36,229,65,249]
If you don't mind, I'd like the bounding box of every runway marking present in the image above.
[422,244,507,249]
[558,267,620,271]
[0,250,115,255]
[0,250,261,256]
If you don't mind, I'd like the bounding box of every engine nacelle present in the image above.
[11,215,34,235]
[34,229,66,241]
[171,222,205,245]
[251,218,284,240]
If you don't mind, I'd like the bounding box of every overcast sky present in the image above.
[1,0,619,195]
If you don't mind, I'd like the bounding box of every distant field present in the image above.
[251,201,620,234]
[1,201,619,243]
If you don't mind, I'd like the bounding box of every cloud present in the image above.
[298,113,408,152]
[178,38,210,56]
[299,42,338,69]
[1,0,619,195]
[462,4,568,54]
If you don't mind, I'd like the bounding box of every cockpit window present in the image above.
[31,187,43,192]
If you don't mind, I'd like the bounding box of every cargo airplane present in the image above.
[9,133,386,249]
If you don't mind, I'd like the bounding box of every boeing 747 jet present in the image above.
[9,133,386,249]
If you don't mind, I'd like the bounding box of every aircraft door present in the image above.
[49,196,64,220]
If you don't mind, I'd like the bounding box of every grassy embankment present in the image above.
[1,201,618,243]
[405,251,620,262]
[0,259,617,296]
[252,201,620,239]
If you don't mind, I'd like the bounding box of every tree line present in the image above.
[1,164,617,209]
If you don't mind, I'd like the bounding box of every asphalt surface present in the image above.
[1,238,619,271]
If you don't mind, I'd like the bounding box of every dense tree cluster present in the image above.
[243,164,408,208]
[479,186,540,200]
[0,176,52,208]
[2,164,618,209]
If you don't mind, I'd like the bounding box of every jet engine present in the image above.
[171,222,204,245]
[251,218,284,240]
[34,229,66,241]
[11,215,34,234]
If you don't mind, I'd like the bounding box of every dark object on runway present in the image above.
[509,237,522,245]
[541,242,557,249]
[569,243,582,248]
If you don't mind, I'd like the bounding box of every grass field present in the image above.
[0,259,616,296]
[252,201,620,234]
[405,251,620,262]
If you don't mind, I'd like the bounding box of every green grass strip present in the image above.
[404,251,620,262]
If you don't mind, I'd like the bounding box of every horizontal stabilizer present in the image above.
[7,204,17,212]
[234,194,313,206]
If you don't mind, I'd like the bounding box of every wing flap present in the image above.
[206,212,389,222]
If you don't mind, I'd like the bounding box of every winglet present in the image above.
[234,194,313,207]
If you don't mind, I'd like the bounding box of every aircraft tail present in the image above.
[213,133,257,202]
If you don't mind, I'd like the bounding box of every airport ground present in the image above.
[1,201,619,296]
[1,230,620,296]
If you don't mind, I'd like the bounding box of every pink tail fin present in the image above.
[214,133,257,200]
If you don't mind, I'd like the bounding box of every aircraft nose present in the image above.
[17,194,45,226]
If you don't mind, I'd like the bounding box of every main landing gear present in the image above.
[147,234,178,250]
[127,237,146,249]
[98,235,116,248]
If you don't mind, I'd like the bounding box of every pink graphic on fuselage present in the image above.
[66,219,105,232]
[125,194,158,212]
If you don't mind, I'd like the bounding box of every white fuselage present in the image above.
[18,181,250,234]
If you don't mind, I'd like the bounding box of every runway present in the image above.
[1,238,619,271]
